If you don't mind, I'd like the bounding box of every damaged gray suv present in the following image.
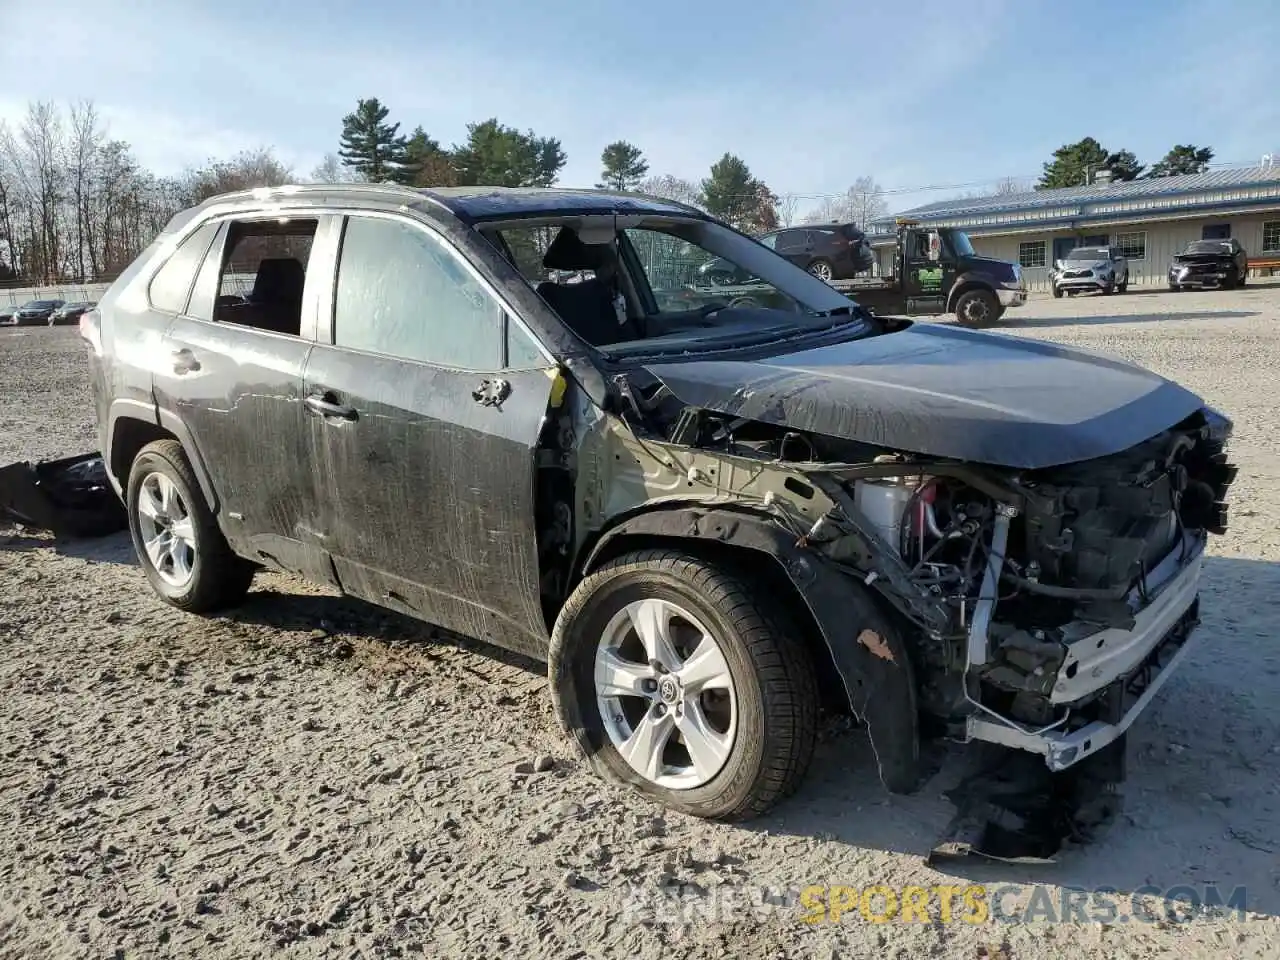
[81,184,1236,820]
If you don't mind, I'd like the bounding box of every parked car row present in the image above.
[1047,238,1254,296]
[0,299,97,326]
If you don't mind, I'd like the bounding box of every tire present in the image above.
[953,288,999,328]
[1118,276,1128,293]
[126,439,255,613]
[549,549,818,821]
[1051,284,1063,299]
[1238,268,1247,287]
[1103,283,1115,295]
[806,259,835,283]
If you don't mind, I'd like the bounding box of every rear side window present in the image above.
[147,223,220,314]
[211,219,317,337]
[334,216,503,370]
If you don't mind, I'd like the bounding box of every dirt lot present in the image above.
[3,286,1280,959]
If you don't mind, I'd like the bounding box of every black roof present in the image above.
[422,186,707,222]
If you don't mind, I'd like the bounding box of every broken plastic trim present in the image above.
[0,452,127,538]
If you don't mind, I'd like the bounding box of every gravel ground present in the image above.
[2,285,1280,959]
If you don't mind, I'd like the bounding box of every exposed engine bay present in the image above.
[550,365,1237,774]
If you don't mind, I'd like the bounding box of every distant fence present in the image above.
[2,283,113,309]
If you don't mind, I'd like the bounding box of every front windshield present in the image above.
[1066,247,1108,261]
[948,230,975,257]
[491,216,864,355]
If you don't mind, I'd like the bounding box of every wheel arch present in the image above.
[108,406,219,513]
[571,504,920,742]
[945,277,996,313]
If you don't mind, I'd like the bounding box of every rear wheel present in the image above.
[126,440,255,612]
[806,259,834,283]
[549,549,818,821]
[953,288,1000,328]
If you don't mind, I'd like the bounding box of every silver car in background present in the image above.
[1051,244,1129,297]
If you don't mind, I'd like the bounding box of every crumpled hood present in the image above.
[643,323,1206,469]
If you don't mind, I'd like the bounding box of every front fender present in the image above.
[582,504,922,792]
[945,272,1000,312]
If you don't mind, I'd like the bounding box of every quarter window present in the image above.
[334,216,503,370]
[1018,241,1047,268]
[1263,221,1280,253]
[1115,231,1146,261]
[147,223,220,314]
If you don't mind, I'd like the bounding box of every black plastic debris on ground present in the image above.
[0,452,127,538]
[928,736,1126,865]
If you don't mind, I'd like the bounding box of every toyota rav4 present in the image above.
[80,184,1236,820]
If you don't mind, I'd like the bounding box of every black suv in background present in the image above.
[698,222,874,285]
[4,298,66,325]
[1168,239,1249,290]
[81,184,1233,822]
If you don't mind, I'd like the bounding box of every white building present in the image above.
[871,163,1280,293]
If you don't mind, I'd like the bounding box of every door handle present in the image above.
[171,348,200,374]
[472,378,511,408]
[304,392,358,421]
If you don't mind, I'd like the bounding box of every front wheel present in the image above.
[953,288,1000,328]
[126,439,255,612]
[1118,276,1128,293]
[1051,284,1063,299]
[549,550,818,821]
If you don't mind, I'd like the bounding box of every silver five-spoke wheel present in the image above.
[595,597,737,789]
[135,471,197,587]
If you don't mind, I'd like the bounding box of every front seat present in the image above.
[534,227,639,347]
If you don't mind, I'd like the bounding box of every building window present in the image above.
[1263,221,1280,253]
[1018,240,1047,268]
[1116,231,1146,261]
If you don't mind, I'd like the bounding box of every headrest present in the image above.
[542,226,610,272]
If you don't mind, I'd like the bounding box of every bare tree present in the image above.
[182,147,294,203]
[992,176,1029,195]
[636,173,704,210]
[1,102,67,282]
[309,152,366,183]
[66,101,103,279]
[801,195,847,223]
[775,193,799,227]
[844,176,887,229]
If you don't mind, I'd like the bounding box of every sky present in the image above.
[1,0,1277,216]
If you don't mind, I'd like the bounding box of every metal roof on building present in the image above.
[874,163,1280,233]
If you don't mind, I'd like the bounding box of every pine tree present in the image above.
[338,98,410,183]
[597,141,649,190]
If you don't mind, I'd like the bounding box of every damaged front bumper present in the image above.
[966,528,1205,772]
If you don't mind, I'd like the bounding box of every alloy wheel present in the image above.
[808,261,834,282]
[594,598,737,789]
[135,471,197,587]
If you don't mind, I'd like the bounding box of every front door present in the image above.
[901,229,947,312]
[304,212,554,657]
[154,214,336,585]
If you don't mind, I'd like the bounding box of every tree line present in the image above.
[0,95,1225,287]
[1037,138,1217,188]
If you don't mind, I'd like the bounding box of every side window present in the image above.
[758,233,778,251]
[505,318,549,369]
[334,216,503,370]
[147,223,220,314]
[208,219,317,336]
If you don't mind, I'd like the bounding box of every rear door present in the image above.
[303,211,555,657]
[773,229,811,268]
[154,213,336,585]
